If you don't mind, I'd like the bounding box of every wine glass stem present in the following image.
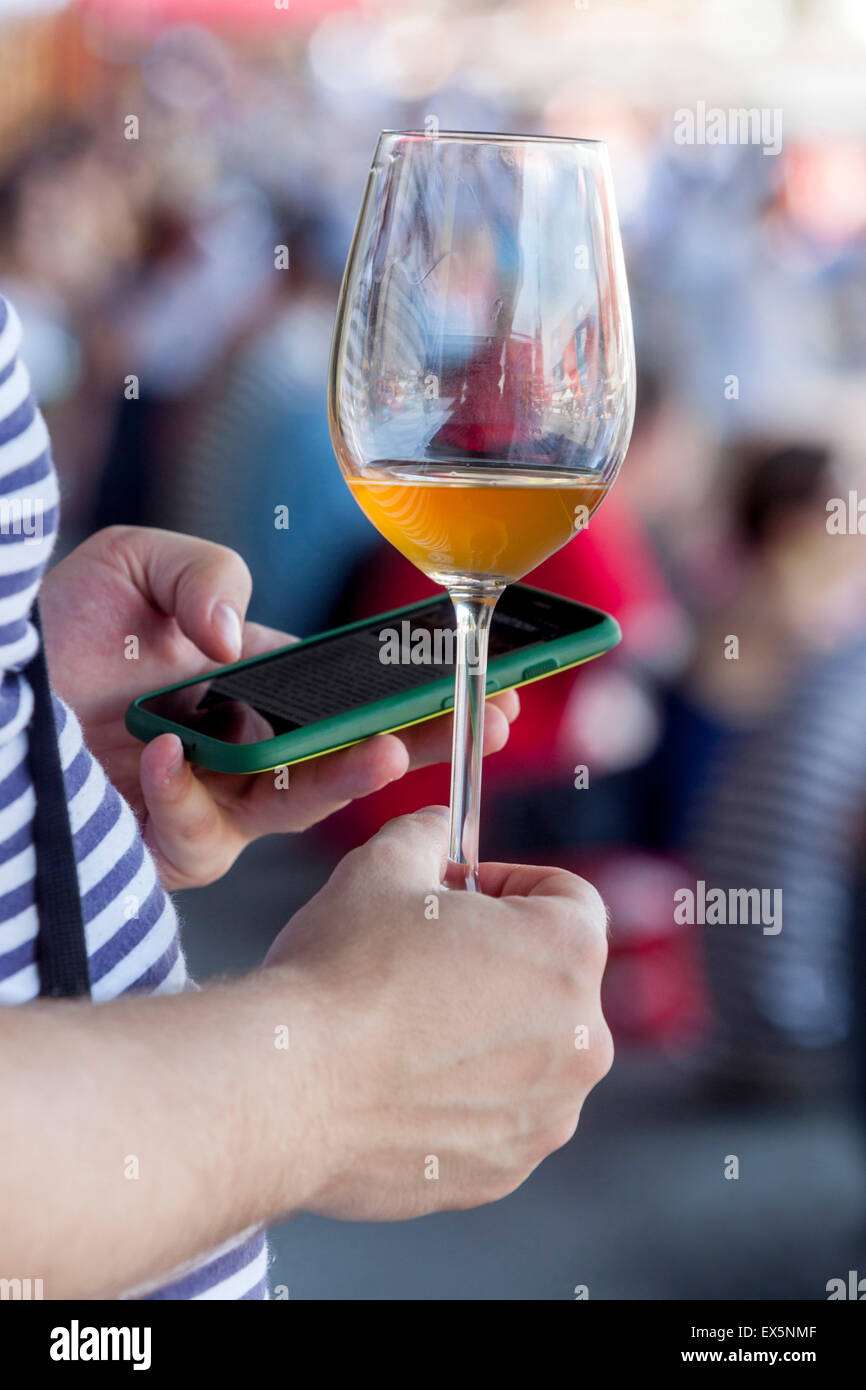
[444,585,502,892]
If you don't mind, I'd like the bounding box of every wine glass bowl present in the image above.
[329,131,635,887]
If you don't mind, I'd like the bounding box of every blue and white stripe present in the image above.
[0,294,267,1299]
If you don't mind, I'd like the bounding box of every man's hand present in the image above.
[266,808,613,1220]
[0,808,611,1297]
[40,526,519,891]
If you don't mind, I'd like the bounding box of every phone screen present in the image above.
[137,588,603,744]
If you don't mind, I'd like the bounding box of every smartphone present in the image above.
[125,585,620,775]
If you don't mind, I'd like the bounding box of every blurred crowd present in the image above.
[2,0,866,1106]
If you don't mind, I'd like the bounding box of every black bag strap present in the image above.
[25,603,90,998]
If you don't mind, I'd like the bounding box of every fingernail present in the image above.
[213,602,242,658]
[164,736,185,777]
[418,805,450,819]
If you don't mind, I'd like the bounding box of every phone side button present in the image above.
[440,677,500,708]
[522,658,558,681]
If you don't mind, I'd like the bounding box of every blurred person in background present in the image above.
[681,440,866,1094]
[91,174,278,537]
[635,136,866,438]
[152,209,377,636]
[0,119,142,539]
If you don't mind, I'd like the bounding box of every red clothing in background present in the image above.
[324,489,669,848]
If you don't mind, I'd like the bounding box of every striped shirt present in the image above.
[693,635,866,1057]
[0,295,268,1299]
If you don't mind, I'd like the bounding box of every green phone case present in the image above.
[125,586,621,775]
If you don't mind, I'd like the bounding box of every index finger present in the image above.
[478,860,609,929]
[240,622,298,660]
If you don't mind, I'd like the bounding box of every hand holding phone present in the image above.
[127,585,620,775]
[43,524,529,895]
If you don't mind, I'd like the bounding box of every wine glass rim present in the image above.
[379,129,606,147]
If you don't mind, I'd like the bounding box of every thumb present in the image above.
[139,733,244,888]
[125,527,253,663]
[363,806,452,890]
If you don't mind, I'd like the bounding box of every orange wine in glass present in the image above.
[330,132,635,889]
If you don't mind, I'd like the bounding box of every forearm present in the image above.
[0,968,325,1299]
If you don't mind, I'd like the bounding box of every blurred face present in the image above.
[765,489,866,648]
[13,151,140,301]
[783,140,866,246]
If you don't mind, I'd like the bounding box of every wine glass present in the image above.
[329,131,635,891]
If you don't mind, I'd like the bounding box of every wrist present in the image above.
[242,963,343,1218]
